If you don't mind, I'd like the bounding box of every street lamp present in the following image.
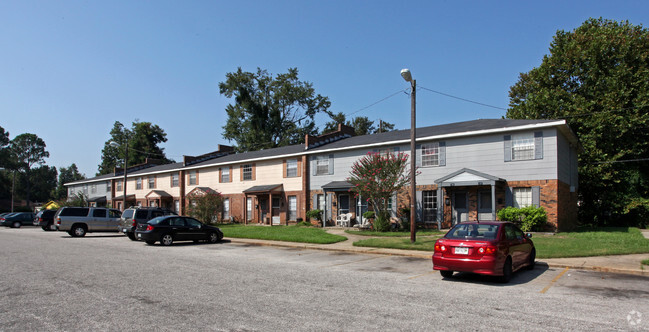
[401,68,417,243]
[109,137,129,211]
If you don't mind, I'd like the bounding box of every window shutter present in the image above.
[282,160,287,178]
[328,154,334,175]
[297,159,302,177]
[534,131,543,160]
[505,187,513,207]
[312,158,317,176]
[219,168,223,183]
[416,144,422,167]
[415,191,423,222]
[252,163,256,180]
[391,193,398,217]
[532,186,541,207]
[240,165,243,181]
[504,135,512,162]
[312,194,318,216]
[327,193,333,221]
[229,166,233,182]
[439,141,446,166]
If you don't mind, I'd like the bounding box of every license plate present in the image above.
[137,233,142,238]
[122,229,128,233]
[454,247,469,255]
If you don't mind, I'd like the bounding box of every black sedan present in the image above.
[135,215,224,246]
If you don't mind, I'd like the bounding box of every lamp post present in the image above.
[401,68,417,243]
[110,136,129,211]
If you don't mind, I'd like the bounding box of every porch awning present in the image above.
[322,181,354,192]
[186,187,217,197]
[112,194,136,200]
[435,168,504,187]
[87,196,107,203]
[243,184,283,194]
[145,190,172,199]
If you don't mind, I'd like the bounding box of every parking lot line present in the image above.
[408,270,438,280]
[540,267,570,294]
[326,256,383,267]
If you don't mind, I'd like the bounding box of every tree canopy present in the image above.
[53,163,85,200]
[322,112,395,136]
[9,133,50,207]
[506,18,649,226]
[97,121,174,175]
[219,67,331,152]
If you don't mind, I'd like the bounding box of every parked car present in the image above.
[432,221,535,283]
[118,206,177,241]
[54,207,122,237]
[34,209,57,231]
[1,212,36,228]
[135,215,223,246]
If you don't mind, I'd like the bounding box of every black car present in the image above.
[135,216,223,246]
[118,206,177,241]
[35,209,57,231]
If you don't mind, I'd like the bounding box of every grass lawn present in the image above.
[354,227,649,258]
[345,229,443,237]
[218,224,347,244]
[643,259,649,266]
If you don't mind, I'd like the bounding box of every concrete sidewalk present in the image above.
[227,228,649,276]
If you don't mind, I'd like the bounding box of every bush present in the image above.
[497,206,547,232]
[362,211,375,219]
[306,209,322,221]
[373,212,391,232]
[624,198,649,229]
[398,207,411,231]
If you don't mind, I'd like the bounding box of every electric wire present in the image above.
[418,86,508,111]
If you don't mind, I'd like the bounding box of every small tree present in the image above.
[186,191,224,224]
[348,152,413,231]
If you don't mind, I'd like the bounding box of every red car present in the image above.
[432,221,535,282]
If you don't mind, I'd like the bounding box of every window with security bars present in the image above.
[422,191,438,222]
[512,134,535,160]
[421,143,439,167]
[513,187,532,208]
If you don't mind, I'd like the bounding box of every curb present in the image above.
[227,238,649,277]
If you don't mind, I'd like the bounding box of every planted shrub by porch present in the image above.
[497,206,547,232]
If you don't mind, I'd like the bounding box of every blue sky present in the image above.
[1,1,648,177]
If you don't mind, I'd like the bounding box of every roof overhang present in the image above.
[243,184,284,194]
[322,181,354,192]
[435,168,505,187]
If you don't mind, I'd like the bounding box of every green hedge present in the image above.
[497,206,547,232]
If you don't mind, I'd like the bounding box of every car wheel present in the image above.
[41,225,49,231]
[440,270,454,278]
[72,225,87,237]
[12,221,21,228]
[68,231,76,237]
[527,249,536,270]
[160,234,174,246]
[208,232,220,243]
[145,240,156,245]
[126,232,138,241]
[501,257,513,283]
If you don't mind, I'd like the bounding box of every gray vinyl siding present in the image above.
[68,180,113,201]
[309,129,562,190]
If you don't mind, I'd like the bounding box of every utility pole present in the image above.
[401,68,417,243]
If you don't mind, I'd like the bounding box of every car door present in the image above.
[91,209,107,231]
[184,217,205,241]
[504,224,528,268]
[107,209,122,230]
[169,217,189,241]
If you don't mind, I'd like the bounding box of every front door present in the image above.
[453,192,468,224]
[356,196,368,224]
[338,194,350,215]
[258,198,268,224]
[271,196,281,225]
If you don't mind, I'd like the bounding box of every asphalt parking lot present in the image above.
[1,227,648,331]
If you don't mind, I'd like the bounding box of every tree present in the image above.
[53,164,85,200]
[10,133,49,208]
[186,191,225,224]
[219,67,331,152]
[347,152,413,231]
[0,125,11,168]
[97,121,174,175]
[16,165,58,203]
[507,18,649,226]
[322,112,395,136]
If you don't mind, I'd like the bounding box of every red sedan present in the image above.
[432,221,535,282]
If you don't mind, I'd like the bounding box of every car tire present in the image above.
[72,225,87,237]
[126,232,138,241]
[145,240,156,245]
[12,221,21,228]
[526,249,536,270]
[160,234,174,246]
[208,232,220,244]
[440,270,454,278]
[501,257,513,283]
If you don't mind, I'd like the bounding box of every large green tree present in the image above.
[53,164,85,200]
[15,165,58,203]
[97,121,174,175]
[10,133,50,208]
[322,112,395,136]
[507,18,649,226]
[219,67,331,152]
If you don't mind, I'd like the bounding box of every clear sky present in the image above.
[1,0,648,177]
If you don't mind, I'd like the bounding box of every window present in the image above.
[116,180,122,191]
[148,176,155,189]
[242,164,252,181]
[512,133,535,160]
[173,200,179,213]
[91,184,96,194]
[223,198,230,220]
[106,182,111,192]
[479,191,492,211]
[171,173,179,187]
[513,187,532,208]
[315,155,330,175]
[83,185,88,195]
[422,191,438,222]
[92,209,106,218]
[421,143,440,167]
[189,171,197,185]
[288,196,297,221]
[246,198,252,221]
[136,177,143,190]
[221,167,230,183]
[286,159,298,177]
[317,194,326,211]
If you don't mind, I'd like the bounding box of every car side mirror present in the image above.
[526,233,533,238]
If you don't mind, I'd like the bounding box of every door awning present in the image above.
[186,187,218,197]
[322,181,354,192]
[145,190,172,199]
[435,168,504,187]
[243,184,284,194]
[87,196,107,203]
[113,194,136,200]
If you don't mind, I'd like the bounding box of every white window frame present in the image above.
[189,171,197,185]
[286,159,298,177]
[513,187,532,208]
[421,142,440,167]
[315,156,329,176]
[221,167,230,182]
[512,133,535,161]
[242,164,253,181]
[246,197,252,221]
[422,191,438,223]
[136,177,143,190]
[171,173,179,187]
[223,198,230,220]
[288,196,297,221]
[148,176,155,189]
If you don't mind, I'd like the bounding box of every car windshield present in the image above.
[445,224,500,240]
[147,216,167,225]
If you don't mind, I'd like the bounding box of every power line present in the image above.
[418,86,508,111]
[347,89,408,116]
[558,103,649,119]
[590,158,649,165]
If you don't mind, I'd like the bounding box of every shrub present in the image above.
[497,206,547,232]
[399,207,411,231]
[624,198,649,229]
[373,211,391,232]
[362,211,375,219]
[306,209,322,221]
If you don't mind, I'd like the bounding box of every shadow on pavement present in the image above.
[439,263,550,286]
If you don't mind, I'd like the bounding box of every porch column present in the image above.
[268,193,272,225]
[244,194,248,225]
[437,187,443,230]
[491,184,497,220]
